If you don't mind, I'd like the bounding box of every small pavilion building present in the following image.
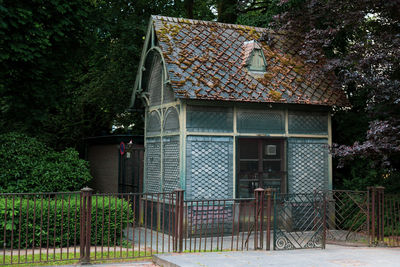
[129,16,348,200]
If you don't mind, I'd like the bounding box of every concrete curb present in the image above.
[152,254,181,267]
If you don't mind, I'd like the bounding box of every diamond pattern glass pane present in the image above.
[237,109,284,133]
[288,112,328,135]
[186,136,233,200]
[145,138,161,193]
[163,136,180,192]
[287,138,328,193]
[186,106,233,133]
[147,110,161,136]
[163,107,179,133]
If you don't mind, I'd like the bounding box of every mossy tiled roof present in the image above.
[153,15,348,106]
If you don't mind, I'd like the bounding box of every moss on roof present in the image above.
[151,15,349,107]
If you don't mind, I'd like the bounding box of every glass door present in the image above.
[237,138,286,198]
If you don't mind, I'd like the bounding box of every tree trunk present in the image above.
[184,0,194,19]
[217,0,238,23]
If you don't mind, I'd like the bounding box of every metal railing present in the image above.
[0,189,184,265]
[183,198,256,252]
[322,187,400,247]
[80,189,184,263]
[0,191,81,265]
[324,190,370,245]
[1,186,398,265]
[381,194,400,246]
[273,192,326,250]
[370,187,400,247]
[182,188,274,252]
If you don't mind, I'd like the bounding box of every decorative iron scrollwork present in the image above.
[304,233,322,248]
[273,192,325,250]
[275,233,294,250]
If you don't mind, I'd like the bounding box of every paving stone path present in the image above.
[153,245,400,267]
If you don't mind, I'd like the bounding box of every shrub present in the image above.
[0,195,133,249]
[0,132,91,192]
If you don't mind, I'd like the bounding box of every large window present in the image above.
[237,138,286,198]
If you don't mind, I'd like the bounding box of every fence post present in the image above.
[178,189,184,252]
[265,188,272,251]
[376,186,385,244]
[174,189,184,253]
[254,188,265,249]
[80,187,93,264]
[369,186,376,245]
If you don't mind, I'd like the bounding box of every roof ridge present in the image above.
[152,15,271,33]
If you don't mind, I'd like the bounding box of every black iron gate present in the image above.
[273,193,325,250]
[324,190,369,245]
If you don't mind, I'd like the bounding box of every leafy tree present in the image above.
[0,0,95,148]
[55,0,215,147]
[224,0,399,189]
[216,0,238,22]
[216,0,284,24]
[267,0,400,189]
[236,0,285,26]
[0,132,91,193]
[1,0,216,151]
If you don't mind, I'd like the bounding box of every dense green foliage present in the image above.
[0,132,91,193]
[0,0,398,192]
[0,0,215,151]
[0,0,95,150]
[0,195,133,248]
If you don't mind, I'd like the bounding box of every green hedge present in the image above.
[0,195,133,249]
[0,132,92,193]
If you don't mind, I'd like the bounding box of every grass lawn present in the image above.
[0,247,234,267]
[0,250,152,267]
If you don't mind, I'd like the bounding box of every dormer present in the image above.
[243,40,267,73]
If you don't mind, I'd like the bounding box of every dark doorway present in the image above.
[119,147,144,193]
[237,138,286,198]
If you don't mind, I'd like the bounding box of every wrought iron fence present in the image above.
[273,192,325,250]
[79,189,184,263]
[369,188,400,247]
[381,194,400,247]
[0,189,183,265]
[324,190,370,245]
[0,191,82,265]
[1,186,398,265]
[183,198,258,252]
[323,188,400,247]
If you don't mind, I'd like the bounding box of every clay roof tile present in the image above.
[151,15,349,107]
